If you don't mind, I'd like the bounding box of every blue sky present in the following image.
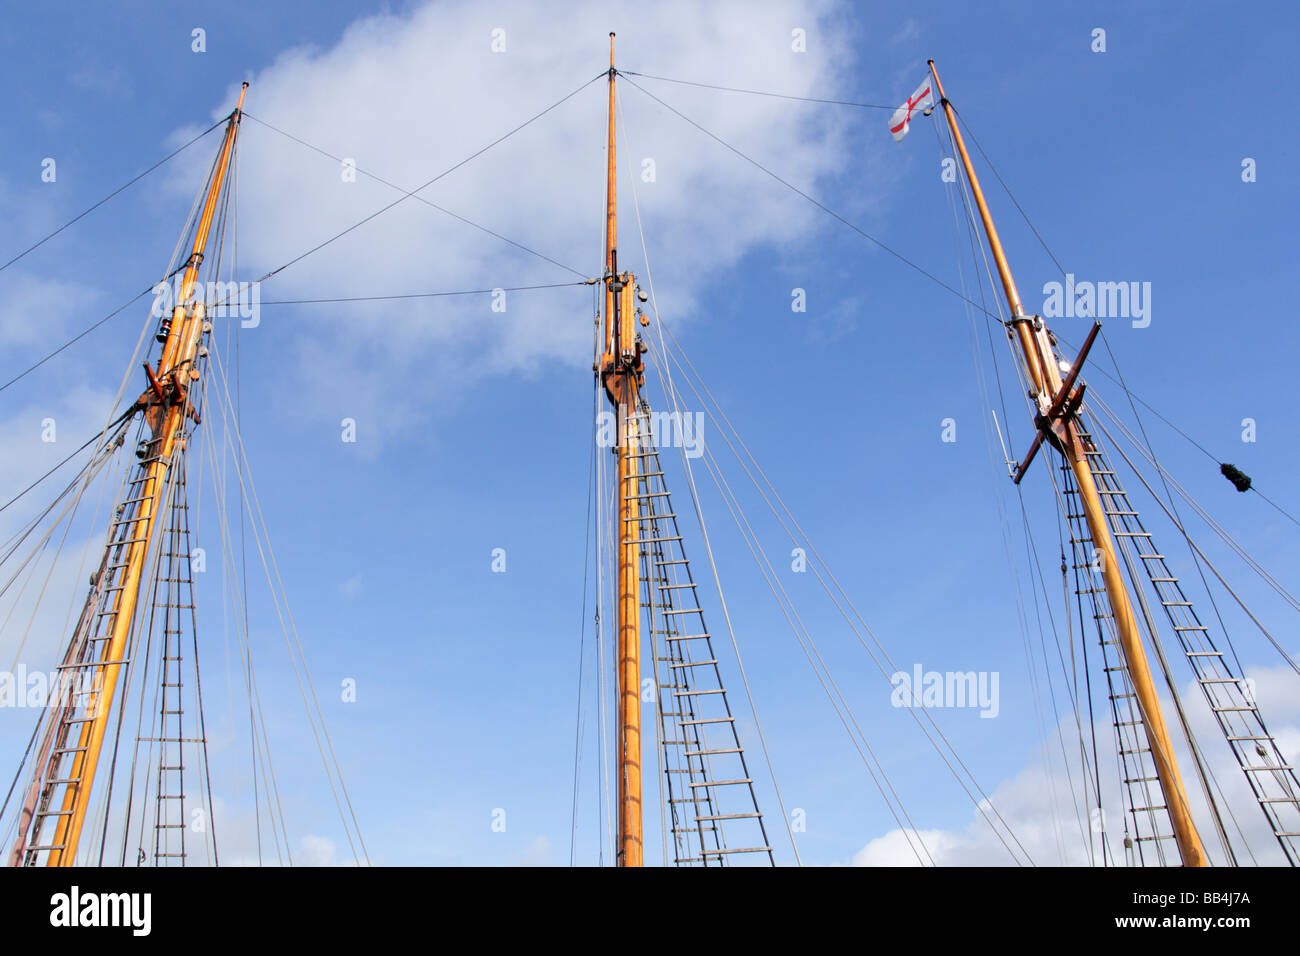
[0,0,1297,866]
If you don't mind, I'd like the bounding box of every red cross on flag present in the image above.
[890,77,934,141]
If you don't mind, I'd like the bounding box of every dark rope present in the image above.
[242,112,589,279]
[0,118,227,275]
[0,409,134,515]
[253,72,607,285]
[259,281,589,306]
[620,69,894,111]
[620,74,1000,319]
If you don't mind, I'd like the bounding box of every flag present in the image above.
[889,77,934,141]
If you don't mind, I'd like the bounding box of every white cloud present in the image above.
[163,0,877,449]
[298,833,340,866]
[512,834,552,866]
[850,664,1300,866]
[890,19,921,45]
[69,63,133,98]
[0,385,127,669]
[0,274,102,348]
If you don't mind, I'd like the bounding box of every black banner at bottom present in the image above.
[0,864,1281,943]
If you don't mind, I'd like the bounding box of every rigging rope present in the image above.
[1089,406,1300,677]
[253,72,606,286]
[0,411,133,516]
[625,68,1299,531]
[0,288,154,394]
[656,326,1036,865]
[934,107,1086,862]
[619,87,803,865]
[258,281,590,306]
[206,337,371,863]
[1,138,216,397]
[620,69,895,111]
[619,73,997,319]
[568,371,599,866]
[241,112,589,280]
[946,99,1298,529]
[0,117,227,276]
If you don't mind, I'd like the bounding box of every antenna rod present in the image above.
[22,81,249,867]
[929,59,1208,867]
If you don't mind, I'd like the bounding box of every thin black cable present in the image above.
[0,411,133,515]
[941,108,1017,449]
[241,112,588,280]
[0,118,227,276]
[947,103,1068,278]
[569,375,599,866]
[620,69,895,110]
[942,96,1088,855]
[1057,329,1300,529]
[0,708,43,826]
[6,79,599,389]
[620,74,999,319]
[254,72,606,286]
[0,205,211,395]
[259,281,589,306]
[6,254,585,395]
[1066,465,1110,865]
[0,287,157,393]
[948,98,1299,529]
[1098,331,1245,670]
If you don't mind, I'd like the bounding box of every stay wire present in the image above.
[619,86,801,865]
[259,281,589,306]
[947,99,1298,528]
[618,73,999,319]
[945,102,1067,278]
[0,410,134,516]
[656,318,1035,865]
[935,109,1083,858]
[0,118,227,276]
[241,112,589,280]
[1098,331,1243,673]
[619,69,895,111]
[569,372,599,866]
[1,287,155,393]
[253,72,607,286]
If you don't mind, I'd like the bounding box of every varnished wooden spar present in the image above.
[928,60,1208,867]
[16,82,248,867]
[599,34,644,868]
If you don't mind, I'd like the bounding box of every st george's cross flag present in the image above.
[890,77,934,141]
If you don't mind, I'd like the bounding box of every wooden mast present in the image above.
[600,33,644,867]
[928,61,1207,867]
[36,82,248,866]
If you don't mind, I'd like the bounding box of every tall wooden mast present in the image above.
[600,34,644,867]
[10,82,247,867]
[928,61,1207,867]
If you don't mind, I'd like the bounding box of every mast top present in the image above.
[927,59,1024,319]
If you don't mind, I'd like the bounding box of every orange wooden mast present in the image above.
[599,33,645,867]
[928,60,1207,867]
[11,82,248,867]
